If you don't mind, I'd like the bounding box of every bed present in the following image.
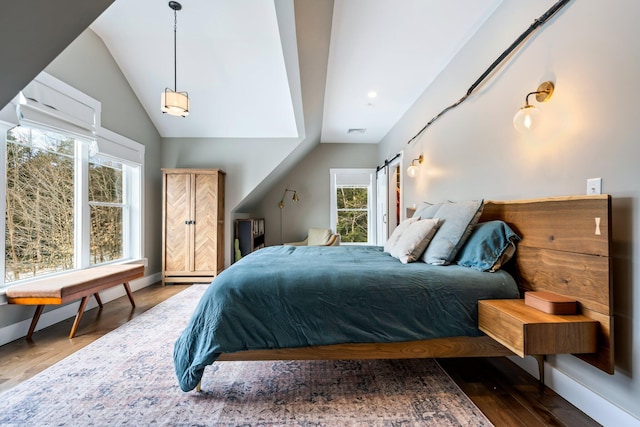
[173,195,613,392]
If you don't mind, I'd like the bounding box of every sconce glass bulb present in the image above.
[513,104,540,132]
[406,154,423,178]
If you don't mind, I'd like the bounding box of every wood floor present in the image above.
[0,283,599,427]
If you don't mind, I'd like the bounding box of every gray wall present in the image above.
[46,29,164,275]
[256,143,378,246]
[162,137,299,265]
[379,0,639,420]
[0,29,163,330]
[161,141,377,259]
[0,0,113,108]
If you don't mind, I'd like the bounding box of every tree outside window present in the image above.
[336,186,368,243]
[330,168,376,245]
[5,127,75,281]
[4,127,129,284]
[89,156,124,265]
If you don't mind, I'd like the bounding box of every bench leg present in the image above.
[69,296,90,339]
[94,292,103,308]
[26,305,45,341]
[123,282,136,308]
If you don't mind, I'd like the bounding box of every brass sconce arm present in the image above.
[278,189,299,209]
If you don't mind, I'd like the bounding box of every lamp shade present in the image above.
[513,104,539,132]
[161,89,189,117]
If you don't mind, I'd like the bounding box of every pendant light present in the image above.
[161,1,189,117]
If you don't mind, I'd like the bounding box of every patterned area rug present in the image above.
[0,285,493,426]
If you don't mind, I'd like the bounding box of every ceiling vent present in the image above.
[347,128,366,134]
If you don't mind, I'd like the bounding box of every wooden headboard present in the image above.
[480,195,613,374]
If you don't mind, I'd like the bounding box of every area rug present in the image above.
[0,285,493,427]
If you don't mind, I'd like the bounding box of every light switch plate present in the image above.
[587,178,602,195]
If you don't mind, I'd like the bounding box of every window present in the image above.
[1,72,144,290]
[89,155,125,265]
[330,168,376,245]
[5,127,75,281]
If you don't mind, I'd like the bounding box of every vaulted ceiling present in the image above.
[90,0,503,144]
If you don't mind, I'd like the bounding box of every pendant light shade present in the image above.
[161,88,190,117]
[161,1,189,117]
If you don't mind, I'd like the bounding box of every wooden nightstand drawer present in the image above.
[478,299,598,358]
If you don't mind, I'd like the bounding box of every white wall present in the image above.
[1,0,637,421]
[379,0,639,423]
[161,0,335,266]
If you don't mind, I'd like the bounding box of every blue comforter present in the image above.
[173,245,519,391]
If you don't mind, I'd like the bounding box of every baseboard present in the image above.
[0,272,161,347]
[510,356,640,427]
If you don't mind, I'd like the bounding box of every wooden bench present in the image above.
[6,264,145,340]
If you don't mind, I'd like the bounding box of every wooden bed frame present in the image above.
[206,195,613,387]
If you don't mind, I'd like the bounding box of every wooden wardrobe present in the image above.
[162,168,225,285]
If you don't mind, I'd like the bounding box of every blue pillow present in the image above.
[455,220,521,272]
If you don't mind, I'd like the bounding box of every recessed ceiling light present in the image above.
[367,91,377,99]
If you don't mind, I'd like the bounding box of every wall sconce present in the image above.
[406,155,423,178]
[278,189,299,209]
[513,81,554,132]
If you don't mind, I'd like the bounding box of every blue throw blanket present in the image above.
[174,245,519,391]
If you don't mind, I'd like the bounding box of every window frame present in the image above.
[329,168,377,245]
[1,72,144,291]
[87,153,133,266]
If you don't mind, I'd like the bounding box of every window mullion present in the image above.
[123,166,131,259]
[75,141,90,269]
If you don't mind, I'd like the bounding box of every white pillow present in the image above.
[422,200,484,265]
[391,218,440,264]
[413,202,442,219]
[383,217,419,253]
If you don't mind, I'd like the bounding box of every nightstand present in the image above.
[478,299,598,382]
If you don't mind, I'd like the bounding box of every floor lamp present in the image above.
[278,189,299,243]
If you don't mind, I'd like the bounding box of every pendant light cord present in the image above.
[406,0,571,145]
[173,7,178,92]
